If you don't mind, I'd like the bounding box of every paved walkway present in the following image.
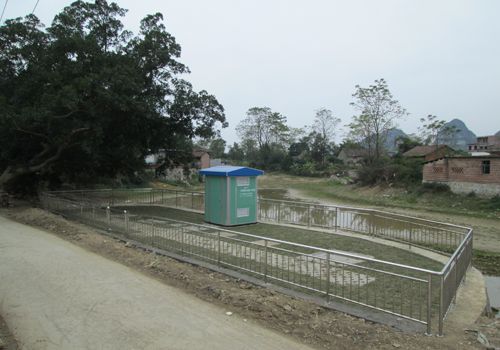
[0,216,314,350]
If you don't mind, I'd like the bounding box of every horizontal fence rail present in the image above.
[40,188,473,336]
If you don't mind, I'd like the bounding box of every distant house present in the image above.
[146,148,211,169]
[402,145,455,162]
[192,149,210,169]
[423,156,500,196]
[468,135,500,154]
[338,148,368,165]
[144,148,210,181]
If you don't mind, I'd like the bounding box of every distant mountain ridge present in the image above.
[438,118,477,151]
[384,128,407,153]
[363,119,491,153]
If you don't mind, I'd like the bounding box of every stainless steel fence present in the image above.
[47,188,205,212]
[40,189,473,336]
[258,199,468,252]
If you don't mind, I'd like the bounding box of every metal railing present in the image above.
[47,188,205,212]
[40,188,473,336]
[257,198,469,252]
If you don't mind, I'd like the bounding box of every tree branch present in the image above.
[14,126,50,141]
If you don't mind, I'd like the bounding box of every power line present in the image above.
[0,0,9,23]
[31,0,40,14]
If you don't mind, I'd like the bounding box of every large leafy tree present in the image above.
[236,107,290,149]
[235,107,292,169]
[348,79,407,162]
[0,0,226,192]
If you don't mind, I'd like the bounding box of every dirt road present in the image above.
[0,215,314,350]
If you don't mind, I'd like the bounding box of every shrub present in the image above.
[417,182,451,194]
[480,195,500,210]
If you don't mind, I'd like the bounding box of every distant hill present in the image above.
[384,128,407,153]
[359,119,481,154]
[438,119,476,151]
[496,130,500,137]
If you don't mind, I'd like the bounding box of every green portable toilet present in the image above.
[199,166,264,226]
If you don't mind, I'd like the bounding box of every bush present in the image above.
[480,194,500,210]
[355,157,423,187]
[417,182,451,194]
[290,162,317,177]
[356,159,396,185]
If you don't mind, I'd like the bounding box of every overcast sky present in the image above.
[3,0,500,145]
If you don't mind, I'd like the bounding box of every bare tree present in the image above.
[311,108,340,165]
[348,79,407,162]
[419,115,459,149]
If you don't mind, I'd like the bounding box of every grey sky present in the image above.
[4,0,500,145]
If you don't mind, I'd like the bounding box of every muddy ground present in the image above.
[0,314,17,350]
[2,203,499,350]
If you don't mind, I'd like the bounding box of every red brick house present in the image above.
[403,145,455,162]
[468,135,500,153]
[423,156,500,196]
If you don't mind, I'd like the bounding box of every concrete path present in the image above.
[0,216,314,350]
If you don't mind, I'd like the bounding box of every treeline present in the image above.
[203,79,462,187]
[228,106,342,176]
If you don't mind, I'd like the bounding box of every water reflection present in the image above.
[257,199,465,250]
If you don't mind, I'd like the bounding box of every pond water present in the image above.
[258,188,291,201]
[485,276,500,316]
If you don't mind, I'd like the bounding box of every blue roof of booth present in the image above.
[199,166,264,177]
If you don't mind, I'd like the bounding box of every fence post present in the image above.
[181,226,184,254]
[124,210,129,234]
[176,191,179,208]
[151,223,155,247]
[256,199,260,221]
[335,207,338,231]
[426,273,433,335]
[369,211,375,236]
[264,239,268,283]
[307,204,311,227]
[326,252,331,300]
[409,227,413,249]
[438,274,444,336]
[278,202,281,223]
[106,206,111,228]
[217,231,221,265]
[453,256,458,304]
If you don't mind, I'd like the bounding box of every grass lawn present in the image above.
[117,205,443,273]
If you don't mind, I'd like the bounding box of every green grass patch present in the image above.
[473,250,500,276]
[117,205,443,273]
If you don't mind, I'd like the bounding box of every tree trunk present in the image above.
[0,166,26,192]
